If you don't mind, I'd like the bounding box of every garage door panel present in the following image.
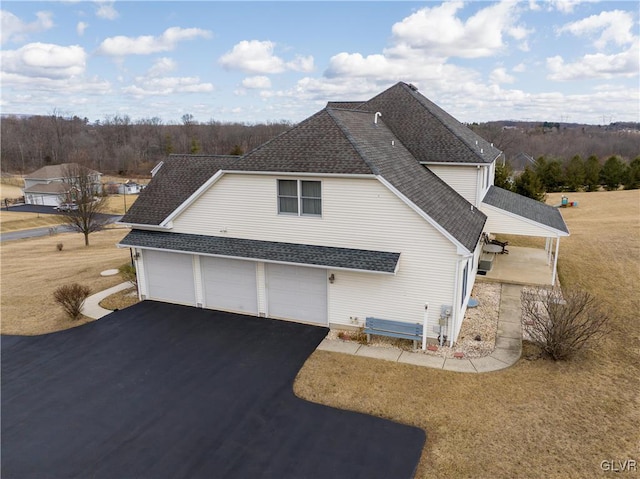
[201,257,258,314]
[144,250,195,305]
[267,264,327,325]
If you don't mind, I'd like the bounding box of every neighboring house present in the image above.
[118,181,144,195]
[119,82,568,344]
[23,163,102,206]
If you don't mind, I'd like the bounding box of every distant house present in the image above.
[118,181,144,195]
[23,163,102,206]
[119,82,568,344]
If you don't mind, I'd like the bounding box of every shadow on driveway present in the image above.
[2,301,425,479]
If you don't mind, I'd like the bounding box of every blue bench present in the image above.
[364,317,423,349]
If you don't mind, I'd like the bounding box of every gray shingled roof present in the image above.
[120,155,239,225]
[356,82,501,164]
[23,183,70,194]
[328,109,487,252]
[25,163,101,179]
[232,110,373,174]
[482,186,569,234]
[120,229,400,273]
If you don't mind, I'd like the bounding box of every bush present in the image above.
[53,283,91,320]
[118,263,137,289]
[522,286,609,360]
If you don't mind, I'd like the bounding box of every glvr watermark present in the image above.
[601,459,637,473]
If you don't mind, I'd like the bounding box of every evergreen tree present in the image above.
[584,155,601,191]
[623,157,640,190]
[515,166,546,201]
[600,156,627,191]
[494,161,514,191]
[564,155,585,191]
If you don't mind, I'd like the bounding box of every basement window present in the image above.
[278,179,322,216]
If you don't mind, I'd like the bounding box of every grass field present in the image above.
[295,190,640,478]
[1,190,638,477]
[1,228,131,335]
[0,211,66,233]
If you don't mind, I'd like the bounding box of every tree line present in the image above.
[0,112,292,176]
[495,154,640,201]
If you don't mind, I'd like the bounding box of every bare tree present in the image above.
[522,286,609,360]
[59,163,109,246]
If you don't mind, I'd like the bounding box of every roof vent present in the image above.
[374,111,382,124]
[408,83,418,91]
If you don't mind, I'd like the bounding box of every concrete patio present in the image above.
[477,246,555,286]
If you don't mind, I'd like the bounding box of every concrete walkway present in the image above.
[82,282,134,319]
[317,284,523,373]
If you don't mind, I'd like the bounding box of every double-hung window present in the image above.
[278,179,322,216]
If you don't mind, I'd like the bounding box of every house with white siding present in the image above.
[118,82,568,345]
[23,163,102,206]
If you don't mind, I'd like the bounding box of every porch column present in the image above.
[551,237,560,286]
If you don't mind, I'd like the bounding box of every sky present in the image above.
[1,1,638,125]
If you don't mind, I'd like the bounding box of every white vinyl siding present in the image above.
[426,164,481,206]
[481,204,562,237]
[172,175,460,338]
[266,264,327,325]
[201,257,258,314]
[143,250,196,306]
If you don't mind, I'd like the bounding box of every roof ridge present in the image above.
[325,108,380,176]
[399,83,498,161]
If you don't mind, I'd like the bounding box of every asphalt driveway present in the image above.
[2,301,425,479]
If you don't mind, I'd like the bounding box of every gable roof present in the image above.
[23,182,70,194]
[120,155,239,225]
[351,82,501,164]
[482,186,569,234]
[327,108,486,252]
[231,109,373,175]
[25,163,101,180]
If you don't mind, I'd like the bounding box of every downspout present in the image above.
[450,256,464,345]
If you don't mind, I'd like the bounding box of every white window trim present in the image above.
[277,179,322,217]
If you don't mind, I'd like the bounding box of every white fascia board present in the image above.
[222,170,376,179]
[160,169,226,227]
[117,243,397,275]
[375,175,471,255]
[481,202,570,237]
[115,222,171,231]
[420,161,491,167]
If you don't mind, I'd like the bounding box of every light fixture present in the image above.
[328,273,335,284]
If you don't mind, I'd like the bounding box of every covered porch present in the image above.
[479,186,570,286]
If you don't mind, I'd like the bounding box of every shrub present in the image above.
[118,263,137,289]
[56,243,63,251]
[53,283,91,320]
[522,286,609,360]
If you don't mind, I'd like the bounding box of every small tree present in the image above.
[54,283,91,320]
[59,163,109,246]
[494,161,515,191]
[584,155,601,191]
[623,157,640,190]
[514,166,546,201]
[119,262,138,291]
[600,155,627,191]
[564,155,585,192]
[522,286,609,360]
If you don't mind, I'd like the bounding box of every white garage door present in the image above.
[143,250,196,306]
[201,256,258,315]
[266,264,327,325]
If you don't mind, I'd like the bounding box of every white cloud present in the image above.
[95,1,119,20]
[242,76,272,89]
[77,21,88,36]
[97,27,212,56]
[1,43,86,79]
[548,0,594,14]
[557,10,635,50]
[219,40,314,74]
[390,1,530,59]
[1,10,53,45]
[123,76,214,97]
[513,62,526,73]
[490,67,515,84]
[148,57,177,76]
[546,40,639,80]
